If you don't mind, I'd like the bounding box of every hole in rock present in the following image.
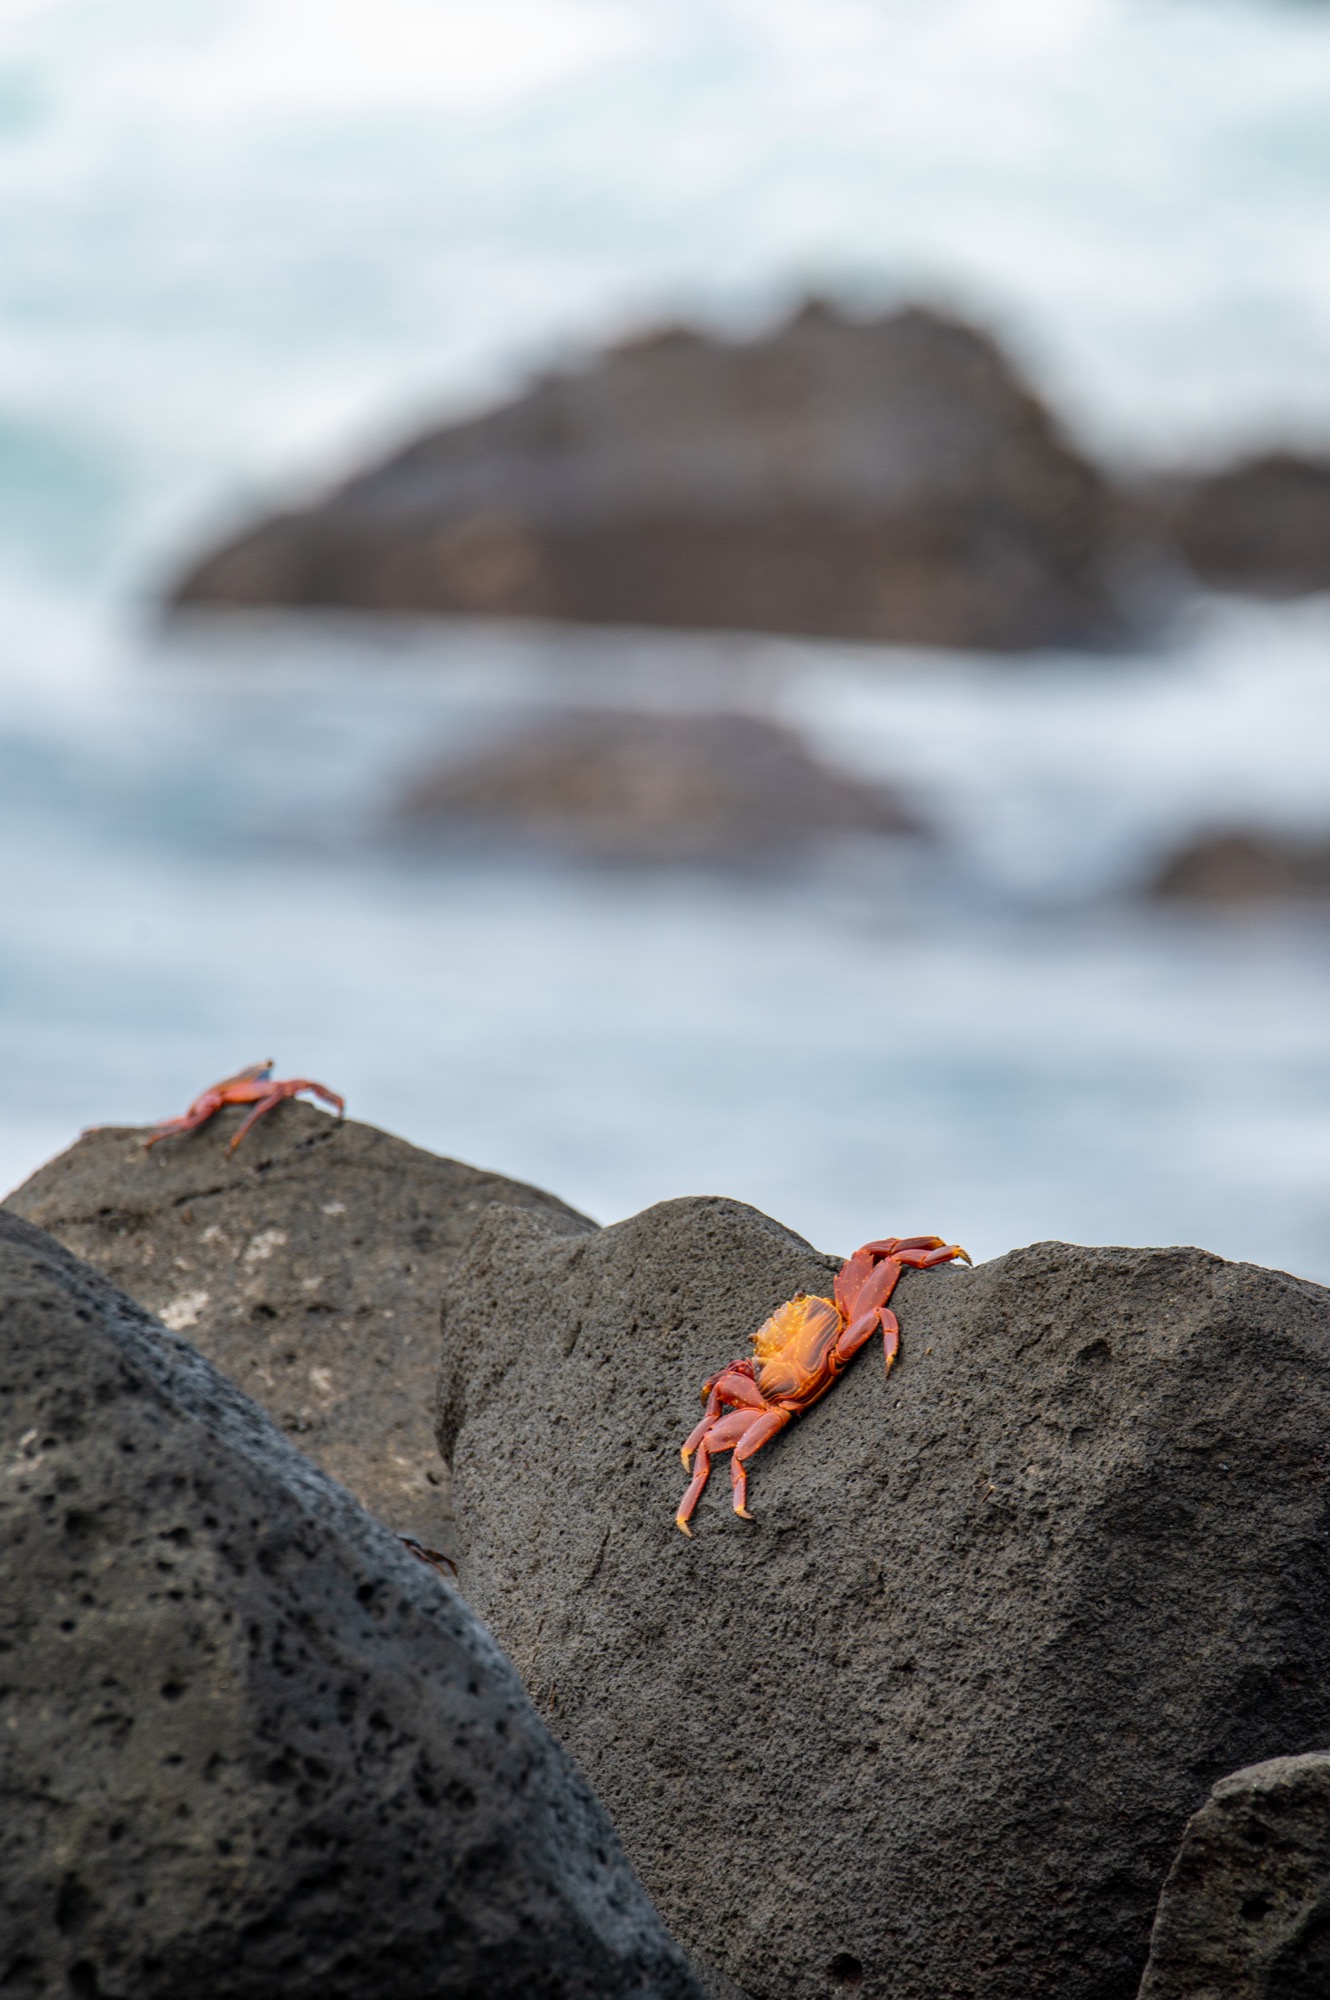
[827,1952,864,1985]
[55,1878,93,1937]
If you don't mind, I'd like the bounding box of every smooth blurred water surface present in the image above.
[4,600,1330,1282]
[3,0,1330,1277]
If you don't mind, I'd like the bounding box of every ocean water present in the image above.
[3,0,1330,1279]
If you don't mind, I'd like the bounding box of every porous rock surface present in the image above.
[1138,1752,1330,2000]
[169,300,1122,652]
[6,1100,593,1558]
[396,709,924,865]
[0,1206,704,2000]
[436,1196,1330,2000]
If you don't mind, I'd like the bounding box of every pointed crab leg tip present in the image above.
[675,1516,693,1537]
[734,1506,754,1521]
[680,1448,693,1469]
[956,1248,973,1265]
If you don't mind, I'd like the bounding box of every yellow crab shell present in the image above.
[749,1291,844,1402]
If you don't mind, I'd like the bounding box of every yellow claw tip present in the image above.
[675,1516,692,1538]
[955,1247,973,1265]
[680,1447,693,1469]
[734,1505,754,1521]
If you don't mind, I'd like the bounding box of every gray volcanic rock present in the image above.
[169,301,1123,652]
[0,1207,703,2000]
[436,1197,1330,2000]
[1146,829,1330,902]
[1161,450,1330,595]
[5,1100,593,1560]
[396,710,926,864]
[1138,1753,1330,2000]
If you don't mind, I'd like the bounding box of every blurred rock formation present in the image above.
[1147,829,1330,902]
[395,709,926,864]
[1154,450,1330,595]
[169,301,1125,652]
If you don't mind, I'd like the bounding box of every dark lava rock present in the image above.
[169,300,1123,652]
[396,710,925,864]
[435,1197,1330,2000]
[1161,451,1330,595]
[1146,829,1330,903]
[0,1207,703,1999]
[5,1100,593,1560]
[1137,1752,1330,2000]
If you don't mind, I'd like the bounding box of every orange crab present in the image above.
[145,1062,345,1154]
[676,1234,970,1535]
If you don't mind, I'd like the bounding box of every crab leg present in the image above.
[897,1243,970,1269]
[835,1303,902,1373]
[681,1363,763,1467]
[676,1438,715,1535]
[678,1408,757,1530]
[287,1079,345,1117]
[225,1089,287,1152]
[224,1078,346,1152]
[730,1406,793,1518]
[144,1062,274,1148]
[676,1395,783,1533]
[144,1098,224,1148]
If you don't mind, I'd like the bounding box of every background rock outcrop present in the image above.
[169,301,1124,652]
[1157,450,1330,596]
[6,1101,593,1559]
[0,1207,703,1999]
[1146,829,1330,903]
[436,1197,1330,2000]
[1138,1753,1330,2000]
[396,710,925,865]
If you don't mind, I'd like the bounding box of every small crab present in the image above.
[675,1234,970,1535]
[145,1062,345,1154]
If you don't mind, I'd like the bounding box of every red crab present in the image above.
[676,1234,970,1535]
[145,1062,345,1154]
